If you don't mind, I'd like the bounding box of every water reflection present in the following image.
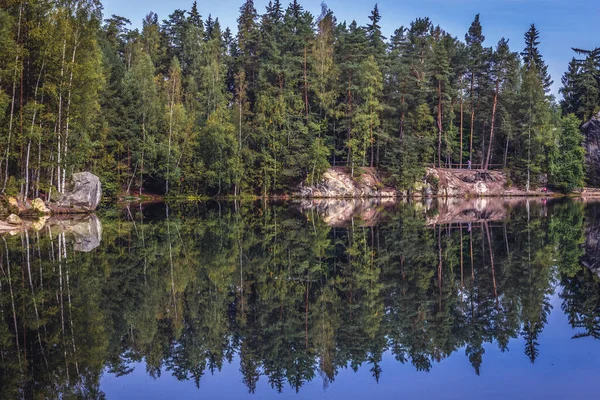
[0,199,599,398]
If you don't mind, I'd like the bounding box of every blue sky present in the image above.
[101,0,599,97]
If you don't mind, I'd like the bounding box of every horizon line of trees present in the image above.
[0,0,598,198]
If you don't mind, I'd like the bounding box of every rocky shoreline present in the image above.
[0,172,102,235]
[293,166,560,199]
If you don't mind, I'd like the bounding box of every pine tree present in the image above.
[567,48,600,121]
[351,55,383,172]
[560,58,581,117]
[365,4,386,62]
[484,38,518,170]
[431,30,451,167]
[337,21,369,169]
[465,14,486,164]
[237,0,259,88]
[521,24,553,93]
[550,114,585,192]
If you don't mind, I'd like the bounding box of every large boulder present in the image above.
[582,111,600,186]
[56,172,102,211]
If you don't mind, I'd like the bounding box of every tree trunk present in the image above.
[437,80,443,168]
[370,107,374,168]
[2,3,23,193]
[347,72,353,165]
[469,71,475,164]
[459,76,464,168]
[503,136,509,168]
[63,35,80,192]
[56,39,67,194]
[304,46,309,121]
[25,60,45,200]
[484,80,499,170]
[166,76,176,195]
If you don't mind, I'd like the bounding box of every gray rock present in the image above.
[583,111,600,186]
[47,215,103,252]
[57,172,102,211]
[71,215,103,252]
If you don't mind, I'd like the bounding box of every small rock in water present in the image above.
[6,214,22,225]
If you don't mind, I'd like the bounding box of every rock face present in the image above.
[424,168,551,197]
[296,167,397,198]
[56,172,102,211]
[583,111,600,187]
[426,168,507,197]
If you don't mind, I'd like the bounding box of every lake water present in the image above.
[1,198,600,399]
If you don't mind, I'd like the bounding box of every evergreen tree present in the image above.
[365,4,386,62]
[521,24,553,93]
[465,14,486,164]
[550,114,585,192]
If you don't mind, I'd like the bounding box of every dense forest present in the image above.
[0,0,599,198]
[0,199,598,396]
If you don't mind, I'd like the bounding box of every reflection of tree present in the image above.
[0,199,598,396]
[561,267,600,339]
[560,201,600,339]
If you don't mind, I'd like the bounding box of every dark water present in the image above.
[1,198,600,399]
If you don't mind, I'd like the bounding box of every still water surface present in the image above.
[1,198,600,399]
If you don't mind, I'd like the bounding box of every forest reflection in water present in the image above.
[1,198,600,398]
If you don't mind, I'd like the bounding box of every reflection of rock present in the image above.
[6,213,22,225]
[48,215,103,252]
[581,201,600,277]
[0,214,102,251]
[296,167,397,198]
[426,198,538,225]
[298,198,397,227]
[31,216,50,231]
[56,172,102,211]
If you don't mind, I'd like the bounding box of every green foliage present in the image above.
[550,114,586,192]
[0,2,588,198]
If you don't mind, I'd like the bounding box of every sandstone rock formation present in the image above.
[424,168,551,197]
[582,111,600,187]
[56,172,102,211]
[31,198,51,214]
[296,167,397,198]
